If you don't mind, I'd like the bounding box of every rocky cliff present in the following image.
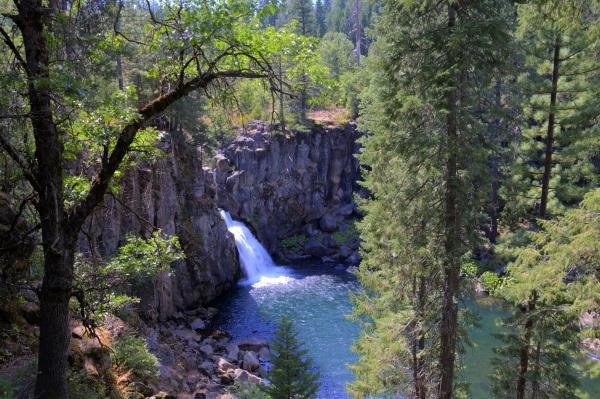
[215,121,362,264]
[81,130,238,321]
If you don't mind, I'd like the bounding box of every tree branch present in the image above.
[0,128,39,190]
[67,69,268,230]
[0,24,27,70]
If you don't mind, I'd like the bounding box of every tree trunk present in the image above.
[531,338,542,399]
[539,36,561,218]
[489,78,501,244]
[516,291,537,399]
[115,1,125,90]
[12,1,73,397]
[354,0,361,66]
[439,5,460,399]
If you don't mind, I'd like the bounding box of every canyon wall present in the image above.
[81,121,362,321]
[81,131,238,321]
[215,121,362,263]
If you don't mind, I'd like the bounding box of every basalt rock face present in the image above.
[215,121,362,260]
[81,131,238,321]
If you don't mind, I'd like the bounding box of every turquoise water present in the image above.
[215,267,600,398]
[214,263,360,398]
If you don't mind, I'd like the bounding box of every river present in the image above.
[216,211,600,398]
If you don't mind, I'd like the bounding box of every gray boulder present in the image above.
[190,318,206,331]
[319,213,338,232]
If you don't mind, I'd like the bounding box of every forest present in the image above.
[0,0,599,398]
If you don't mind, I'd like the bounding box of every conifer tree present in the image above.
[350,1,511,398]
[315,0,327,37]
[491,188,600,398]
[503,0,600,220]
[261,317,321,399]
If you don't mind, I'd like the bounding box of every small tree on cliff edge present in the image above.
[262,317,320,399]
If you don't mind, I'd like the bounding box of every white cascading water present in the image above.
[219,210,293,287]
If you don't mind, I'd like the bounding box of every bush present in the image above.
[227,380,269,399]
[332,223,358,245]
[480,271,502,294]
[68,370,106,399]
[111,335,159,382]
[280,234,308,254]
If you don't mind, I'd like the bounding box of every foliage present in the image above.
[261,317,320,399]
[480,272,503,295]
[228,380,270,399]
[280,234,308,254]
[331,222,358,245]
[72,231,184,327]
[491,188,600,398]
[110,334,159,383]
[68,370,107,399]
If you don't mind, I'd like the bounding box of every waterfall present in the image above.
[220,210,292,286]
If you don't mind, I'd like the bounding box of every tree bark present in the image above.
[539,36,561,218]
[11,1,73,397]
[354,0,361,66]
[516,291,537,399]
[531,338,542,399]
[489,78,501,244]
[439,4,460,399]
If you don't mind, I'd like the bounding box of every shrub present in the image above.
[480,271,502,294]
[332,223,358,245]
[280,234,308,254]
[227,380,269,399]
[68,370,106,399]
[111,335,159,382]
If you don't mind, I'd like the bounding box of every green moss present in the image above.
[332,223,358,245]
[280,234,308,254]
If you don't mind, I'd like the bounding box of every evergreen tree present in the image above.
[503,0,600,220]
[315,0,327,37]
[491,188,600,398]
[350,0,511,398]
[261,317,321,399]
[288,0,316,36]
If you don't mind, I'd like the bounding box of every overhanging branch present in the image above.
[67,69,269,230]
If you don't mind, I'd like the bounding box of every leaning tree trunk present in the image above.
[539,36,561,218]
[439,4,460,399]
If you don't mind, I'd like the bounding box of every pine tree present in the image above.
[503,0,600,220]
[315,0,327,37]
[349,1,511,398]
[261,317,321,399]
[288,0,316,36]
[491,188,600,398]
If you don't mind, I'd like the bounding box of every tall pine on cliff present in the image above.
[350,0,510,397]
[261,317,320,399]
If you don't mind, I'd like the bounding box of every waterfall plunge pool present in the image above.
[216,211,600,398]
